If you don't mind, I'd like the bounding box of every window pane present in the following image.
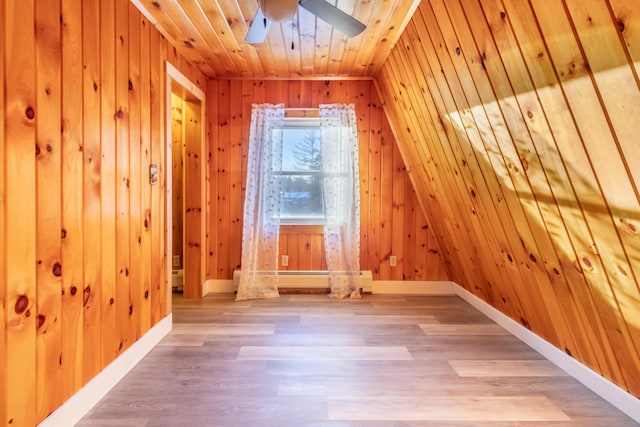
[281,128,321,171]
[279,175,323,219]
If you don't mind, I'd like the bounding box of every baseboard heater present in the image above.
[232,270,373,293]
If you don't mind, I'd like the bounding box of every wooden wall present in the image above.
[375,0,640,397]
[206,79,449,282]
[0,0,206,425]
[171,93,184,270]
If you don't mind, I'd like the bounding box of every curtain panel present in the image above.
[236,104,284,301]
[320,104,361,299]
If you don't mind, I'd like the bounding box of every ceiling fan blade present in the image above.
[299,0,366,37]
[245,8,272,43]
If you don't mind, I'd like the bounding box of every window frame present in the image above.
[273,117,324,226]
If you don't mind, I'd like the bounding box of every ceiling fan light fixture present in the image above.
[261,0,298,22]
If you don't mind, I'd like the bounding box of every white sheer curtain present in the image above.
[236,104,284,301]
[320,104,361,299]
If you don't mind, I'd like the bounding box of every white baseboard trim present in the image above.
[372,280,456,295]
[38,314,172,427]
[204,279,234,294]
[454,284,640,424]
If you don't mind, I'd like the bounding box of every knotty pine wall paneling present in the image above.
[206,79,450,282]
[61,0,85,400]
[36,0,63,420]
[128,1,143,341]
[375,0,640,397]
[5,1,37,425]
[0,0,6,423]
[183,97,203,298]
[82,0,102,387]
[115,0,132,362]
[99,0,118,368]
[149,19,164,326]
[0,0,206,424]
[139,12,153,335]
[171,93,184,270]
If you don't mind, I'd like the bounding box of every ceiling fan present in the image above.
[245,0,367,44]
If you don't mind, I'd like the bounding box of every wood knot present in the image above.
[129,304,133,315]
[500,11,506,19]
[15,295,29,314]
[617,264,628,277]
[52,262,62,277]
[455,46,461,55]
[109,297,115,305]
[581,256,593,270]
[573,259,583,273]
[36,144,41,156]
[617,20,625,32]
[619,218,637,234]
[70,286,77,296]
[26,106,35,120]
[61,228,67,238]
[37,314,46,330]
[47,144,53,152]
[83,286,91,307]
[529,253,537,263]
[144,290,149,299]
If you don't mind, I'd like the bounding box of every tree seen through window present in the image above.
[278,126,323,222]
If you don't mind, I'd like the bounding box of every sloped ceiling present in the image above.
[132,0,420,78]
[376,0,640,398]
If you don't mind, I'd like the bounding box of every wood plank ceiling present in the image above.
[132,0,420,78]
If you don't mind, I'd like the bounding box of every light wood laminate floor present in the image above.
[78,293,638,426]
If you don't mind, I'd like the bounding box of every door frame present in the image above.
[165,62,206,300]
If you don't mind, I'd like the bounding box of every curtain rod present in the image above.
[285,108,319,111]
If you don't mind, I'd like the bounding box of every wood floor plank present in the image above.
[420,323,509,335]
[236,345,413,361]
[301,314,440,325]
[328,396,570,421]
[449,359,568,377]
[171,323,275,335]
[77,293,637,426]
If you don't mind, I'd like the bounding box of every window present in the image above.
[273,118,323,224]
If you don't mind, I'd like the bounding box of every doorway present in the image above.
[166,63,205,299]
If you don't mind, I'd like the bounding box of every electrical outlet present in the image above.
[389,255,397,267]
[281,255,289,267]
